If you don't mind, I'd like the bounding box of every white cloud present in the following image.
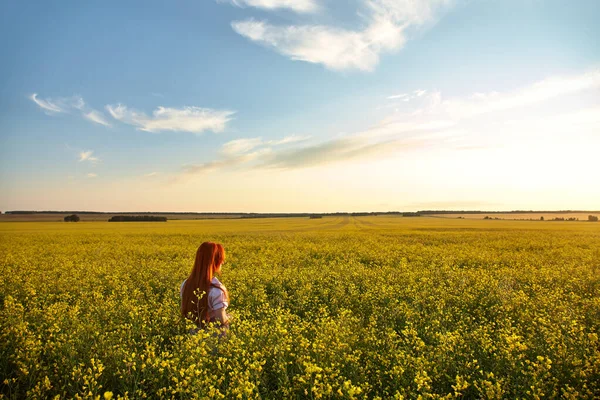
[443,69,600,119]
[267,134,311,145]
[183,149,271,175]
[79,151,99,163]
[185,132,443,175]
[87,173,98,178]
[30,93,111,126]
[387,93,409,100]
[221,134,311,157]
[186,135,316,175]
[232,0,450,71]
[31,93,236,133]
[30,93,77,114]
[256,135,433,169]
[365,0,449,26]
[83,110,112,127]
[221,0,318,13]
[72,97,86,110]
[383,69,600,124]
[106,104,235,134]
[221,137,264,156]
[387,89,428,102]
[183,120,446,175]
[231,19,401,72]
[144,172,159,177]
[181,69,600,175]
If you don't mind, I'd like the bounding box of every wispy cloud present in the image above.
[30,93,81,114]
[442,69,600,119]
[185,135,315,175]
[220,134,311,157]
[220,0,318,13]
[181,68,600,176]
[144,172,159,177]
[184,134,445,176]
[183,149,271,175]
[255,136,428,169]
[383,69,600,124]
[106,104,235,134]
[72,97,85,110]
[387,93,409,100]
[232,0,451,71]
[31,94,64,113]
[267,134,311,145]
[30,93,111,126]
[387,89,427,101]
[78,150,99,163]
[183,160,230,175]
[87,173,98,178]
[31,93,235,133]
[221,137,265,156]
[183,123,446,176]
[83,110,112,127]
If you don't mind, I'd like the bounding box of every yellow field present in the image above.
[1,217,599,399]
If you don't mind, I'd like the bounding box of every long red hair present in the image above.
[181,242,226,325]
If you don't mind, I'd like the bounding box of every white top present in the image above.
[180,277,229,317]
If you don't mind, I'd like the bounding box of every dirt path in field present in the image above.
[352,217,380,229]
[330,216,350,230]
[277,217,345,233]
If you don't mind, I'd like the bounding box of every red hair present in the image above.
[181,242,226,325]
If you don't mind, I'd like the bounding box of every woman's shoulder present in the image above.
[210,277,226,290]
[208,278,228,300]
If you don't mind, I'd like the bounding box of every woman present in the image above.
[180,242,230,331]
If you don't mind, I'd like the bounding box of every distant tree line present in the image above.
[108,216,167,222]
[542,216,597,222]
[418,210,600,215]
[6,211,177,215]
[64,214,80,222]
[6,210,600,221]
[240,212,387,219]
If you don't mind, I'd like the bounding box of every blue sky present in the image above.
[1,0,599,212]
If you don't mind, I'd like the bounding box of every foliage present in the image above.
[1,217,599,399]
[108,216,167,222]
[64,214,80,222]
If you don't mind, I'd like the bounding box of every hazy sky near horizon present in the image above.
[1,0,599,212]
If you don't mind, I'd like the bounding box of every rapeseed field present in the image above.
[1,217,599,399]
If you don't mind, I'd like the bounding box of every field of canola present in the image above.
[1,216,599,399]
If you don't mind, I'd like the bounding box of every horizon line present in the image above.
[3,210,600,215]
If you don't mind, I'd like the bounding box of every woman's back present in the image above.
[180,242,229,330]
[180,276,229,322]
